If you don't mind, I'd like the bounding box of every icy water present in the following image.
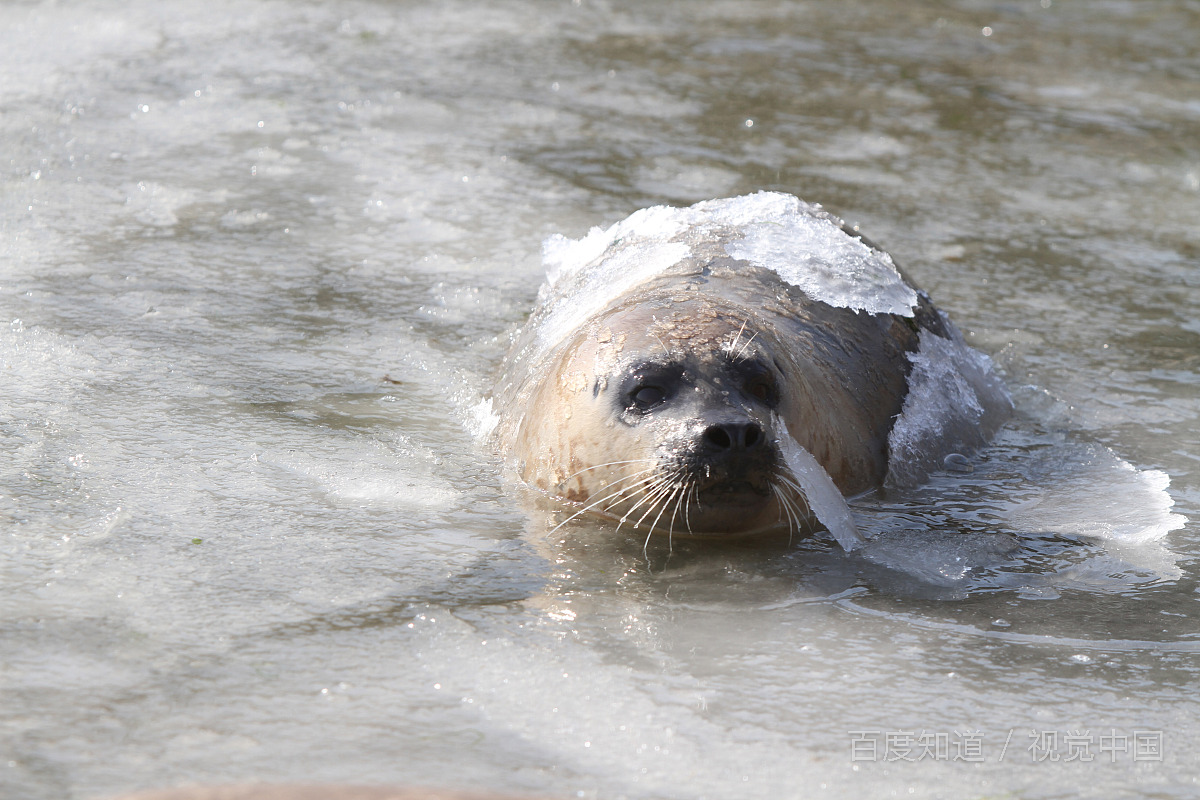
[2,1,1199,799]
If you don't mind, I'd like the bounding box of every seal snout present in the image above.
[685,414,778,498]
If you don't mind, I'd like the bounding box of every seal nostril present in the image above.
[704,426,733,450]
[704,423,763,451]
[744,424,761,448]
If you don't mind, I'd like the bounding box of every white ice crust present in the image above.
[722,195,918,317]
[887,330,1183,547]
[537,236,690,358]
[536,192,919,359]
[776,423,864,551]
[1003,444,1186,546]
[887,328,1012,489]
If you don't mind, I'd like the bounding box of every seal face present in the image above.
[551,299,791,535]
[491,193,1010,546]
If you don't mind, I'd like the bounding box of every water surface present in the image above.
[2,1,1199,799]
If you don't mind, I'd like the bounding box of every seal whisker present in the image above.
[653,334,671,357]
[615,475,670,532]
[775,474,805,498]
[640,476,680,561]
[640,473,682,536]
[775,475,818,532]
[638,474,686,563]
[683,482,697,535]
[784,487,801,533]
[548,471,661,535]
[771,483,788,526]
[724,319,749,359]
[785,488,804,534]
[633,470,681,525]
[776,474,811,507]
[589,471,660,512]
[597,475,662,513]
[770,484,789,544]
[591,469,664,515]
[620,472,678,531]
[665,479,688,554]
[641,480,684,563]
[607,474,668,518]
[735,330,759,362]
[772,483,801,546]
[558,459,657,485]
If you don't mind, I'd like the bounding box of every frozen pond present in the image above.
[2,1,1199,799]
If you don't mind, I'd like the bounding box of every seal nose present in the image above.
[702,421,763,452]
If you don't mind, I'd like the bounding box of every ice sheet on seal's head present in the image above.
[718,193,918,317]
[531,192,921,365]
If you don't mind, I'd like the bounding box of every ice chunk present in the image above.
[1004,444,1185,545]
[720,194,918,316]
[775,425,863,551]
[534,237,690,357]
[860,529,1019,590]
[542,203,692,286]
[534,192,921,360]
[887,327,1011,488]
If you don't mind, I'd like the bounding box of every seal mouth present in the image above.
[632,442,803,534]
[659,454,804,534]
[557,425,813,539]
[697,478,772,504]
[569,456,812,540]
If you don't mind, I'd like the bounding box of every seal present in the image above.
[490,193,1010,547]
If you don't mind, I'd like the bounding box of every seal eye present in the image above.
[619,361,683,418]
[631,384,666,410]
[747,379,772,403]
[742,369,779,407]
